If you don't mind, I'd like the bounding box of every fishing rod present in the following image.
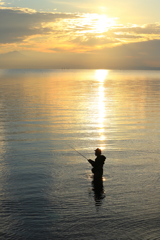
[67,144,88,160]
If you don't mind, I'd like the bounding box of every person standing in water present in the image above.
[88,148,106,179]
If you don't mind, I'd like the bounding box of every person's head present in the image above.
[94,148,102,156]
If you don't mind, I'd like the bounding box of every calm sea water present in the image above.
[0,69,160,239]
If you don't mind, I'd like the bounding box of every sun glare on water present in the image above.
[94,70,109,143]
[95,69,108,82]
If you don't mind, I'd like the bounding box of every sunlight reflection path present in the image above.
[95,70,108,144]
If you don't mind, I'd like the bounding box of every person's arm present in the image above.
[88,159,95,167]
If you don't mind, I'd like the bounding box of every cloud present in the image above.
[70,35,117,47]
[0,1,5,5]
[0,6,160,69]
[0,6,160,53]
[0,7,78,44]
[113,23,160,35]
[64,22,160,50]
[96,39,160,68]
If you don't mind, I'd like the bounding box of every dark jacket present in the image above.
[88,155,106,177]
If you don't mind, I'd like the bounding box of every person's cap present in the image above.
[94,148,101,154]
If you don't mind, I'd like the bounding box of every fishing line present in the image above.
[66,143,88,160]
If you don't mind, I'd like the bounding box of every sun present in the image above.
[81,13,116,35]
[94,14,116,33]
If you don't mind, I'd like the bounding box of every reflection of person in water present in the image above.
[88,148,106,180]
[92,177,105,206]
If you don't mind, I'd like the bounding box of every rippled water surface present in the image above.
[0,69,160,239]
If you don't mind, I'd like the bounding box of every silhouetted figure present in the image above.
[88,148,106,180]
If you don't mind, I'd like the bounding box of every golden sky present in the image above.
[0,0,160,69]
